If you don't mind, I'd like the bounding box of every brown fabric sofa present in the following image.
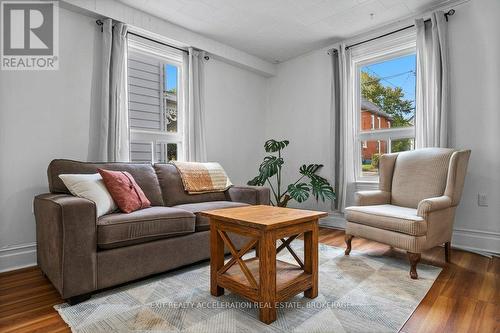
[34,159,270,304]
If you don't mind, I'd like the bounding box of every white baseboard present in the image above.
[320,213,500,255]
[0,242,37,273]
[451,228,500,255]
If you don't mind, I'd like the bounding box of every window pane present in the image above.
[391,138,414,153]
[128,37,185,164]
[360,54,416,132]
[154,143,178,162]
[361,140,388,177]
[167,143,177,161]
[164,64,178,133]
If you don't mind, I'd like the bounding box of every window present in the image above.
[351,30,416,181]
[127,34,185,163]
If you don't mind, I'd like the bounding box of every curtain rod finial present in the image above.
[96,19,103,32]
[444,9,455,21]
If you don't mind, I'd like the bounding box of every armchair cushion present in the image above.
[345,204,426,236]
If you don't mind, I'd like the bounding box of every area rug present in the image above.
[55,242,441,333]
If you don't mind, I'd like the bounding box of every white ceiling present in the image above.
[118,0,451,63]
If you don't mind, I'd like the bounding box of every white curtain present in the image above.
[415,11,450,148]
[88,19,129,162]
[331,45,356,213]
[183,48,207,162]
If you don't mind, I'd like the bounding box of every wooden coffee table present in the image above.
[201,205,327,324]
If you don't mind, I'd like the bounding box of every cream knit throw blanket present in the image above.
[172,162,233,194]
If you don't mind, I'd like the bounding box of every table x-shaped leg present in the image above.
[276,234,304,268]
[217,230,259,289]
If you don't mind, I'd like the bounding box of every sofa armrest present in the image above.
[417,196,452,218]
[34,193,97,299]
[226,186,270,205]
[354,190,391,206]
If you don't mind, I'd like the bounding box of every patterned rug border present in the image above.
[54,242,442,333]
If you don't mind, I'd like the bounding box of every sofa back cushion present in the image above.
[48,159,164,206]
[154,164,226,206]
[391,148,454,208]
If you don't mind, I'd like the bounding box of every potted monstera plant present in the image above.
[248,139,335,207]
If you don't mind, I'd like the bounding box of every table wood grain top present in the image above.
[200,205,328,230]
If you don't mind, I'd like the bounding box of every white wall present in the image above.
[266,0,500,253]
[204,58,268,185]
[0,8,99,271]
[447,0,500,253]
[0,9,271,271]
[266,49,334,214]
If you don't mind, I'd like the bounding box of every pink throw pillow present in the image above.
[97,168,151,213]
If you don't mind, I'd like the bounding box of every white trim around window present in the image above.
[351,28,417,182]
[127,34,186,163]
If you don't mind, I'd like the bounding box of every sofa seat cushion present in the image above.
[97,207,195,249]
[345,204,426,236]
[173,201,250,231]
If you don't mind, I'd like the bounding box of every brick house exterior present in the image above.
[361,99,393,162]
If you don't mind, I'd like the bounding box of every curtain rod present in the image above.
[95,20,190,55]
[127,31,189,54]
[329,9,455,54]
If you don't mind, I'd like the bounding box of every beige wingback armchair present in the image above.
[344,148,471,279]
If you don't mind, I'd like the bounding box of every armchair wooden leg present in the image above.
[444,242,451,263]
[345,234,353,255]
[407,252,421,279]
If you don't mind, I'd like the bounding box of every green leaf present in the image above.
[287,183,310,203]
[309,177,336,202]
[264,139,290,153]
[247,174,265,186]
[259,155,284,178]
[299,164,323,178]
[310,173,328,185]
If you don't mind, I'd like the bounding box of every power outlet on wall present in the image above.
[478,193,488,207]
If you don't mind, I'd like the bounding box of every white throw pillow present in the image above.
[59,173,117,217]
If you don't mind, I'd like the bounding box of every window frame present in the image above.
[351,29,416,182]
[127,34,186,163]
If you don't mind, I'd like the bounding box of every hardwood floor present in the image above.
[316,228,499,333]
[0,227,498,332]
